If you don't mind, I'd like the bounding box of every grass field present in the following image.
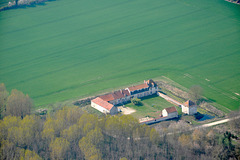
[0,0,239,110]
[125,94,180,118]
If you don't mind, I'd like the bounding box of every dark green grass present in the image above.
[0,0,239,110]
[125,95,176,118]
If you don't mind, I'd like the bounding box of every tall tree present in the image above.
[50,138,70,160]
[5,89,32,118]
[20,149,42,160]
[188,85,203,104]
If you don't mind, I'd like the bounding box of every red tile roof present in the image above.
[128,83,149,92]
[99,89,130,102]
[164,106,177,113]
[183,100,195,107]
[91,97,114,111]
[99,94,115,102]
[122,89,130,96]
[112,90,126,99]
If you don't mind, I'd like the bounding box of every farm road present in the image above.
[163,116,240,137]
[194,115,240,129]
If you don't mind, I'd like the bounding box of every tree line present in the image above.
[0,83,239,159]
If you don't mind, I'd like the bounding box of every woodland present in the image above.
[0,83,240,160]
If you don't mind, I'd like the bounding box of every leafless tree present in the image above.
[188,85,203,104]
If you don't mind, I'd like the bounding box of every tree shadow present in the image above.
[133,102,143,106]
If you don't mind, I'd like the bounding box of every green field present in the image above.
[0,0,239,110]
[125,94,180,118]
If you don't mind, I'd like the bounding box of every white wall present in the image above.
[91,101,110,114]
[162,109,168,117]
[181,105,189,114]
[182,105,197,115]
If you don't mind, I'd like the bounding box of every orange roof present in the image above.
[128,83,149,92]
[164,106,177,113]
[183,100,195,107]
[99,94,115,102]
[99,89,130,102]
[91,97,114,111]
[122,89,130,96]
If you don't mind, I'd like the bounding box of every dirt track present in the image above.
[194,116,240,129]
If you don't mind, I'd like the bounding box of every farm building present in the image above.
[181,100,197,115]
[140,106,178,124]
[91,97,118,115]
[91,79,158,114]
[162,106,178,118]
[126,79,158,99]
[99,89,131,105]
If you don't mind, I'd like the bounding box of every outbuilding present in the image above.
[181,100,197,115]
[91,97,118,115]
[162,106,178,118]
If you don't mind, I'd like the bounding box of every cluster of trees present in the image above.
[1,106,240,160]
[155,119,240,160]
[0,107,162,159]
[0,83,32,119]
[0,83,239,159]
[0,0,53,11]
[8,0,50,6]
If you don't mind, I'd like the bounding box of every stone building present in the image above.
[181,100,197,115]
[91,97,118,115]
[91,79,158,115]
[162,106,178,118]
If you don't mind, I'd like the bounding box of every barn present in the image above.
[162,106,178,118]
[91,97,118,115]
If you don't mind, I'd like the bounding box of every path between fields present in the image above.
[158,92,182,106]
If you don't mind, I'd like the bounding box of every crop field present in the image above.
[0,0,239,110]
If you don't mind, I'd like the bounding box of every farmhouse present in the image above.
[162,106,178,118]
[91,79,158,115]
[181,100,197,115]
[126,79,158,99]
[99,89,131,106]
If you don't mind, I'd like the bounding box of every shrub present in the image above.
[131,98,141,106]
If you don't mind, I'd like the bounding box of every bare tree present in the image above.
[188,85,203,104]
[228,110,240,134]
